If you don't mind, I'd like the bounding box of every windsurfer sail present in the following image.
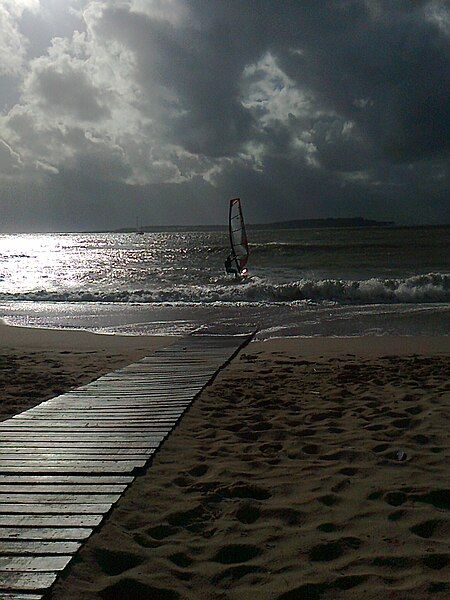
[225,197,249,278]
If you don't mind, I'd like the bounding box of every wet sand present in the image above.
[1,325,448,598]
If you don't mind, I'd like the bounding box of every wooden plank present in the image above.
[23,407,188,413]
[1,421,176,428]
[0,541,80,555]
[0,454,151,461]
[45,391,195,397]
[0,494,120,504]
[0,593,43,600]
[0,464,144,474]
[0,528,92,541]
[47,389,196,394]
[0,485,126,494]
[1,437,161,454]
[0,504,113,514]
[0,459,146,468]
[0,555,71,571]
[32,407,187,413]
[0,434,165,442]
[56,388,203,394]
[12,411,184,418]
[0,573,56,590]
[15,407,187,414]
[0,515,102,527]
[0,448,154,455]
[0,475,133,484]
[21,407,188,415]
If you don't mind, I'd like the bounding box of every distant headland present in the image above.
[109,217,394,233]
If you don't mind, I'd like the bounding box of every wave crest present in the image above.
[0,273,448,305]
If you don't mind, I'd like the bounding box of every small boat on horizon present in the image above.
[135,217,144,235]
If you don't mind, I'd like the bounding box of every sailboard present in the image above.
[225,197,249,278]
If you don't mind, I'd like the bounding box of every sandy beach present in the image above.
[0,321,173,422]
[1,325,449,599]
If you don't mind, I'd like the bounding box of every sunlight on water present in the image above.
[0,234,80,292]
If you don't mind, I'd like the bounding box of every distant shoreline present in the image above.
[4,221,450,235]
[111,217,396,233]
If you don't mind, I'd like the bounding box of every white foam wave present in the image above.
[0,273,448,305]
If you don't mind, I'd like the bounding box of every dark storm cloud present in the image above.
[93,4,261,157]
[92,1,449,165]
[274,1,450,162]
[29,64,110,121]
[0,0,448,231]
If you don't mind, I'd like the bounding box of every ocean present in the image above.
[0,226,448,339]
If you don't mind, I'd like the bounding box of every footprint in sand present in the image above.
[372,556,415,569]
[428,582,449,593]
[146,524,178,540]
[365,423,385,431]
[94,547,144,576]
[235,503,261,524]
[316,522,339,532]
[422,554,449,570]
[388,509,407,521]
[100,579,180,600]
[188,464,208,477]
[262,507,305,526]
[332,575,369,591]
[259,442,283,455]
[410,519,449,539]
[412,489,450,510]
[212,564,266,585]
[212,543,261,564]
[220,483,271,501]
[332,479,351,493]
[308,536,361,561]
[167,504,207,529]
[339,467,358,476]
[302,444,320,455]
[168,552,193,568]
[277,582,327,600]
[383,491,407,506]
[406,405,423,415]
[372,443,390,453]
[392,417,415,429]
[318,494,340,506]
[132,533,160,548]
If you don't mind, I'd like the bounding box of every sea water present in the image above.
[0,226,448,339]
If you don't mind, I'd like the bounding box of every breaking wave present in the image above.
[0,273,448,305]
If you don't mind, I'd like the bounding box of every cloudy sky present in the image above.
[0,0,448,232]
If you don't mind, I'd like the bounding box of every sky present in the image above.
[0,0,448,232]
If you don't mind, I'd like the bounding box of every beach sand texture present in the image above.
[0,322,172,421]
[1,327,449,599]
[43,336,448,599]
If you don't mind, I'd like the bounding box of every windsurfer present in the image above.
[225,254,240,278]
[225,197,249,280]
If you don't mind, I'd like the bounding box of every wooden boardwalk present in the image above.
[0,334,252,598]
